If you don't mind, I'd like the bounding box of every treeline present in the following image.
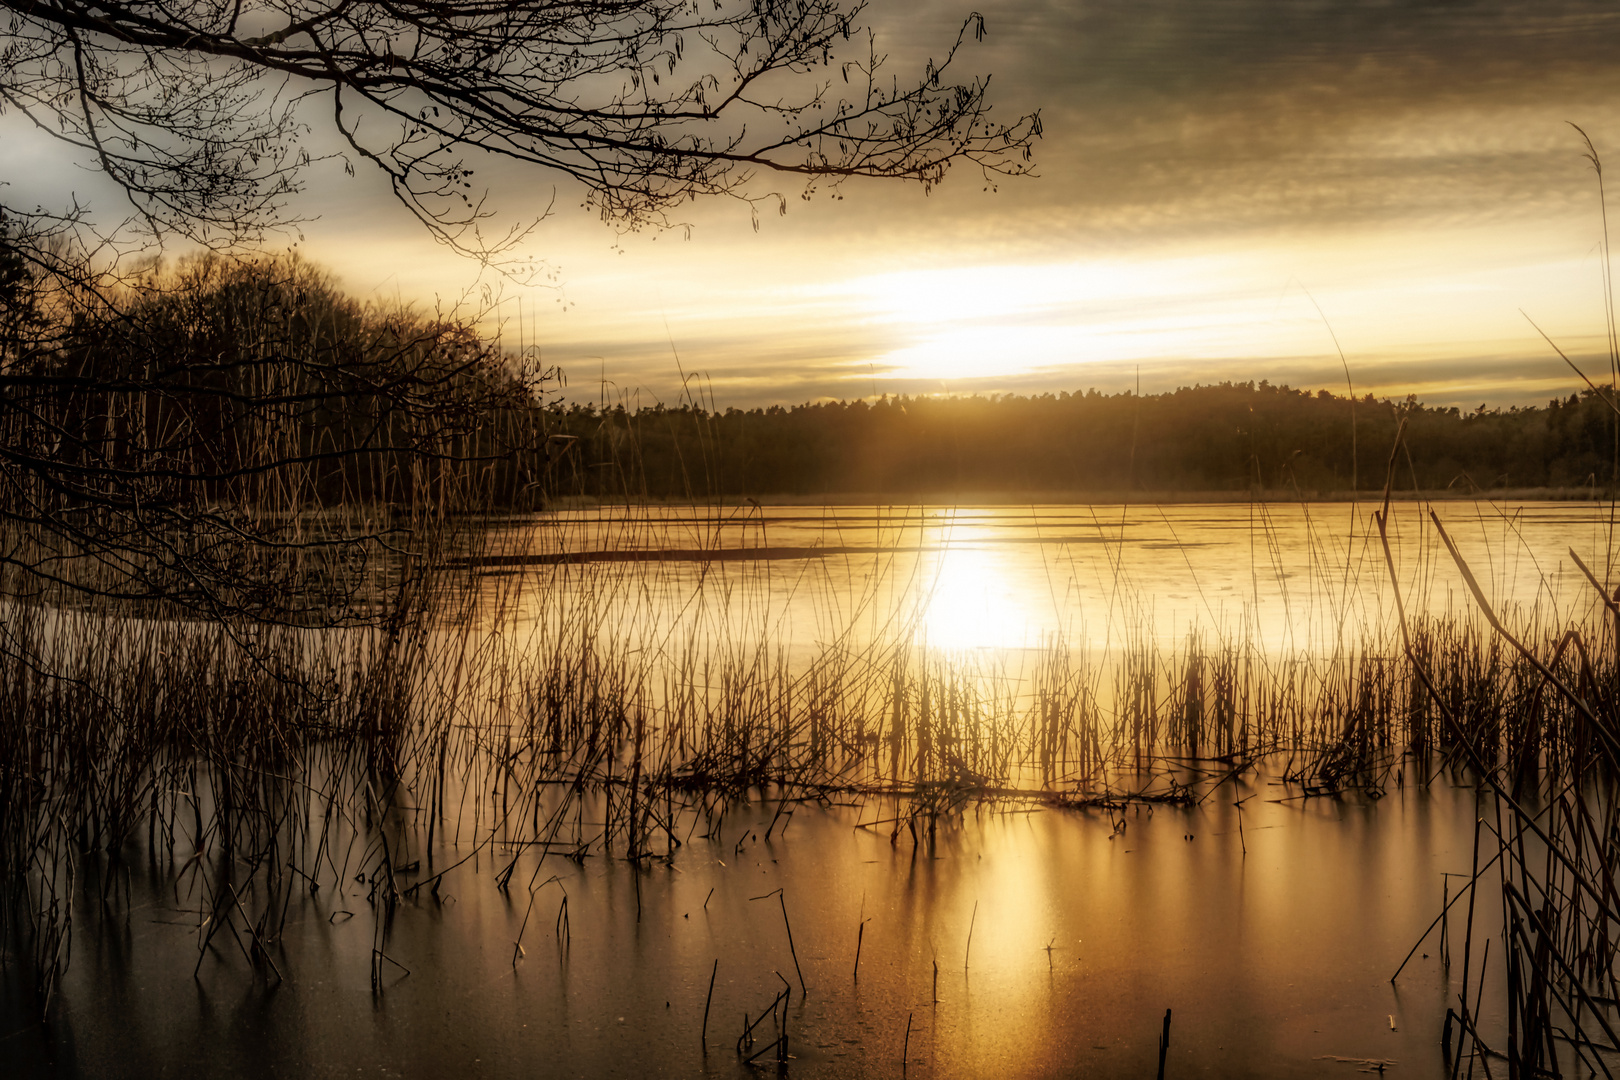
[2,251,552,513]
[541,383,1620,498]
[9,240,1614,514]
[0,240,555,618]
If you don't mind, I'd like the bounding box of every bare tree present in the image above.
[1,1,1040,260]
[0,7,1038,1015]
[0,1,1039,621]
[0,227,555,624]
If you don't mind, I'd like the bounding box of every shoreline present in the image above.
[544,486,1616,509]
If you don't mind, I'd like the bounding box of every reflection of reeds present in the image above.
[6,483,1620,1056]
[1363,423,1620,1072]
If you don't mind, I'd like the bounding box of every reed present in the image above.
[8,255,1620,1067]
[6,488,1619,1021]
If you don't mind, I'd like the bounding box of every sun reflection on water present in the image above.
[917,543,1040,651]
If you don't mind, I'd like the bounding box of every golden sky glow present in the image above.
[10,1,1620,409]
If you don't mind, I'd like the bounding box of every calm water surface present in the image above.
[503,500,1620,660]
[11,500,1602,1076]
[10,776,1493,1078]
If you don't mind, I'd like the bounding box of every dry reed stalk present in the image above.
[702,958,717,1049]
[10,372,1620,1056]
[965,899,977,970]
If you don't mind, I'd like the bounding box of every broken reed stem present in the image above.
[965,900,977,970]
[737,988,787,1054]
[747,889,805,998]
[1391,828,1503,983]
[742,1034,782,1065]
[702,958,717,1048]
[1439,876,1450,969]
[903,1011,913,1071]
[778,990,790,1063]
[1454,815,1482,1080]
[776,891,807,998]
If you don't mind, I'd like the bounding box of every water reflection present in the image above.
[500,500,1620,665]
[917,543,1042,651]
[9,778,1493,1078]
[14,501,1579,1076]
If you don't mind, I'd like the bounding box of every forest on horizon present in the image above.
[8,245,1616,508]
[544,381,1620,500]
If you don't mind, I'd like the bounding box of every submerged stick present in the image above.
[780,892,806,998]
[1157,1008,1172,1080]
[965,900,977,970]
[903,1011,913,1071]
[750,888,806,998]
[702,958,717,1049]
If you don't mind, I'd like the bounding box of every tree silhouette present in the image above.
[0,2,1039,620]
[1,1,1040,260]
[0,236,554,624]
[538,385,1620,501]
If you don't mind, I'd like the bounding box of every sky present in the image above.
[10,0,1620,410]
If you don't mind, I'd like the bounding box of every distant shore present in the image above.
[545,486,1616,509]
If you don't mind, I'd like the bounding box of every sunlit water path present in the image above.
[6,499,1608,1076]
[11,776,1486,1078]
[493,499,1620,664]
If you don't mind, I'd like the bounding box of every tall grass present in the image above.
[5,484,1617,1019]
[6,259,1620,1071]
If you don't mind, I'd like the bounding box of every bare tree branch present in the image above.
[2,1,1040,261]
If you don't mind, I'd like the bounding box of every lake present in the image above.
[9,776,1486,1078]
[4,499,1612,1077]
[487,498,1619,694]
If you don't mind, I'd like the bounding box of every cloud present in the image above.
[15,1,1620,409]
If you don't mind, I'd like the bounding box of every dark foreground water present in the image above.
[17,499,1592,1077]
[4,774,1496,1078]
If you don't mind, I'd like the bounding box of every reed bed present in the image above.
[4,489,1620,1074]
[10,245,1618,1070]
